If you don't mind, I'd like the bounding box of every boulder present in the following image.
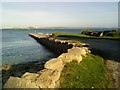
[57,47,87,63]
[68,47,87,56]
[58,53,82,63]
[0,65,12,70]
[22,72,39,82]
[4,76,39,88]
[82,47,90,54]
[44,58,64,70]
[75,55,83,63]
[36,69,61,88]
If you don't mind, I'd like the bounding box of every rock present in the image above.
[60,53,75,63]
[22,72,39,82]
[4,76,39,88]
[58,47,86,63]
[36,69,61,88]
[0,65,12,71]
[61,40,66,43]
[55,80,60,88]
[58,53,82,63]
[3,36,91,88]
[48,38,55,40]
[44,58,64,70]
[68,47,87,56]
[82,47,90,54]
[75,55,83,63]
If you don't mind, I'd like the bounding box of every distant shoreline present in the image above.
[1,27,118,30]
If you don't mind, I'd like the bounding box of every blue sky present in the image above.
[2,2,118,28]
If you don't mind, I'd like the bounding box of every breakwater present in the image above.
[3,34,90,88]
[29,33,89,54]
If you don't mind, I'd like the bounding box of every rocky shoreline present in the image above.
[2,33,119,88]
[3,47,90,88]
[2,34,90,88]
[1,60,45,86]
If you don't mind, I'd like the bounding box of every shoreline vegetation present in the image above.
[1,30,119,88]
[53,31,120,40]
[53,31,119,88]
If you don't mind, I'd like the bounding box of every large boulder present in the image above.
[68,47,87,56]
[58,47,88,63]
[36,69,61,88]
[44,58,64,70]
[21,72,39,82]
[58,52,82,63]
[3,76,39,88]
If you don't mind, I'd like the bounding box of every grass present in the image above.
[54,32,112,88]
[53,32,120,40]
[67,40,83,44]
[60,54,111,88]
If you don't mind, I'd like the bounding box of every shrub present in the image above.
[105,31,120,37]
[81,30,92,34]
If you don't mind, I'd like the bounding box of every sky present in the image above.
[1,2,118,28]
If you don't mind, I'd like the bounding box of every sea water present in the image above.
[2,28,116,66]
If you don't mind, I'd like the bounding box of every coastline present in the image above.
[1,60,45,86]
[1,27,118,30]
[2,32,120,88]
[3,34,92,88]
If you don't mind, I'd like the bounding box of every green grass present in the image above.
[60,54,111,88]
[53,32,120,40]
[67,40,82,44]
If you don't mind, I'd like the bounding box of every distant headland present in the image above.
[1,27,118,30]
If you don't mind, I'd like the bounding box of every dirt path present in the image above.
[105,60,120,88]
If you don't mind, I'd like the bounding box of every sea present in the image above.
[1,28,117,66]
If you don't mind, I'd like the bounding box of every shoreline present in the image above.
[2,32,119,88]
[1,60,46,86]
[1,27,118,30]
[3,34,93,88]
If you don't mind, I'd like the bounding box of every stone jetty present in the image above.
[3,33,90,88]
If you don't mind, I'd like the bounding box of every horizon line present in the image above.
[1,26,118,29]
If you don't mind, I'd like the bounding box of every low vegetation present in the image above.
[56,32,112,88]
[53,32,120,39]
[53,31,117,88]
[60,54,111,88]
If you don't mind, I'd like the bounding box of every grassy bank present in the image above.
[56,32,111,88]
[60,54,111,88]
[53,32,120,40]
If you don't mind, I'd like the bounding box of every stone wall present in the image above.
[3,34,90,88]
[29,34,89,54]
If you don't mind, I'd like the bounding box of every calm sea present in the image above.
[2,28,117,66]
